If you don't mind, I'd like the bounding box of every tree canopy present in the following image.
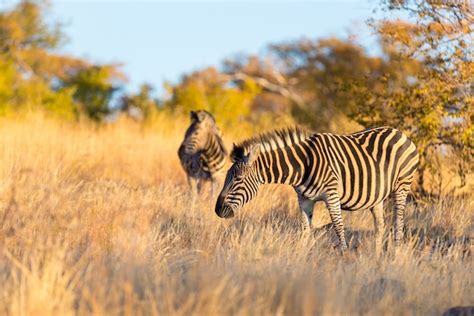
[0,0,125,120]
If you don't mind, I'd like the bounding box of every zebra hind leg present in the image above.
[370,202,385,256]
[393,188,409,247]
[297,194,315,232]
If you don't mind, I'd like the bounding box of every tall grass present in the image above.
[0,113,472,315]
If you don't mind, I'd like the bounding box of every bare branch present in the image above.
[220,72,306,107]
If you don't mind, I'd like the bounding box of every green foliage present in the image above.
[0,59,16,113]
[42,87,77,120]
[119,84,159,122]
[0,0,62,52]
[0,0,125,120]
[62,66,122,121]
[0,56,76,119]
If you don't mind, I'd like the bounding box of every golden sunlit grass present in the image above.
[0,113,472,315]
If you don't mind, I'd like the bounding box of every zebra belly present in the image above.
[337,163,393,211]
[296,184,388,212]
[180,155,213,180]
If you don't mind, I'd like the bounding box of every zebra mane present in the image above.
[231,127,311,161]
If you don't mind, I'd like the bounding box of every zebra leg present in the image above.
[188,176,198,195]
[393,188,409,246]
[370,202,385,256]
[297,194,314,231]
[196,179,203,194]
[187,176,198,207]
[210,179,219,198]
[325,191,348,251]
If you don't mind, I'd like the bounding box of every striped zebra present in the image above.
[178,110,228,195]
[215,127,419,252]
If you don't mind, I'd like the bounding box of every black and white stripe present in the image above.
[178,110,228,195]
[215,127,419,252]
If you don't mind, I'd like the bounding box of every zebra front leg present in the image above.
[325,191,348,252]
[297,194,314,231]
[196,179,204,194]
[188,176,199,207]
[210,179,218,198]
[188,176,198,195]
[370,202,385,256]
[393,188,409,247]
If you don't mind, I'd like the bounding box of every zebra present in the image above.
[215,126,419,253]
[178,110,228,196]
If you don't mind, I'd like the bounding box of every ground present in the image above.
[0,114,472,315]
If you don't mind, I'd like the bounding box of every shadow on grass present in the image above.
[442,306,474,316]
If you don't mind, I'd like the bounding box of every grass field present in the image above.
[0,114,472,315]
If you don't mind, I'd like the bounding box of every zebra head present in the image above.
[179,110,217,154]
[215,144,262,218]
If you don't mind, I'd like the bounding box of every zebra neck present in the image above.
[254,145,307,187]
[202,133,226,160]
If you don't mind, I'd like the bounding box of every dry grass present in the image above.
[0,113,472,315]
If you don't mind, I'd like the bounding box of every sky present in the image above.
[3,1,385,96]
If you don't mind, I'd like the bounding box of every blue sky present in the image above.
[3,1,385,96]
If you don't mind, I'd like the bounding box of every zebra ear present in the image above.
[245,144,261,164]
[190,111,198,121]
[231,144,244,163]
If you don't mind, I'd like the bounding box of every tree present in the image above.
[269,37,421,131]
[223,55,295,115]
[62,65,125,121]
[223,38,419,133]
[0,0,126,120]
[352,1,473,192]
[119,83,159,121]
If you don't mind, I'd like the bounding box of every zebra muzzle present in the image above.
[215,198,234,219]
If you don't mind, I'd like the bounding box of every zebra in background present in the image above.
[178,110,228,196]
[215,127,419,253]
